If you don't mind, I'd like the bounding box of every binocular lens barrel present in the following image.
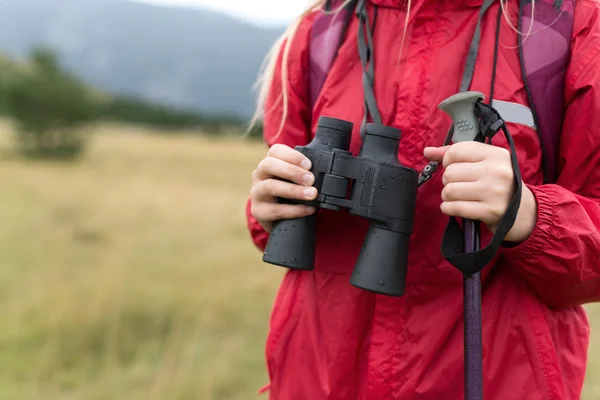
[350,225,410,296]
[262,214,317,270]
[349,123,409,296]
[358,123,401,163]
[305,116,353,152]
[262,116,353,270]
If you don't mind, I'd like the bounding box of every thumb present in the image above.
[424,146,450,162]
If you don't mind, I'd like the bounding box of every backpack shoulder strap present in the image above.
[519,0,575,184]
[308,0,357,110]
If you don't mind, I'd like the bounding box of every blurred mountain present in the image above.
[0,0,285,116]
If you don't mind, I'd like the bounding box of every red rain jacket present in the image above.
[246,0,600,398]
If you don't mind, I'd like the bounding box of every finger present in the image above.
[442,162,486,185]
[253,203,317,223]
[253,178,318,202]
[424,146,449,162]
[442,142,495,168]
[440,201,490,224]
[267,144,312,170]
[254,156,315,186]
[441,182,485,202]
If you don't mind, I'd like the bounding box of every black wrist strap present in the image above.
[441,101,523,275]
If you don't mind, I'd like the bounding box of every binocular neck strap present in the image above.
[356,0,381,136]
[441,101,524,276]
[460,0,497,94]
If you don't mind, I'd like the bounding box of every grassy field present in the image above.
[0,120,598,399]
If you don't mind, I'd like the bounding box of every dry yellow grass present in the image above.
[0,120,598,399]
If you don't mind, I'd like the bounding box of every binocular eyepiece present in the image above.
[262,116,418,297]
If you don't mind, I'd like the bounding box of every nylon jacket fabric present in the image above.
[245,0,600,398]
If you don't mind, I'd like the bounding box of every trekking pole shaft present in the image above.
[463,219,483,400]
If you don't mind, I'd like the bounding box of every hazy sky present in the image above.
[135,0,311,26]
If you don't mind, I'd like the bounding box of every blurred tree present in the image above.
[0,46,263,152]
[0,54,20,116]
[4,46,99,160]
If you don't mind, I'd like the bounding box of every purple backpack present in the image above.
[308,0,575,184]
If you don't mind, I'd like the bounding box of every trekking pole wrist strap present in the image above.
[441,101,524,275]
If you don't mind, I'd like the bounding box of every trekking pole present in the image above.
[462,223,482,400]
[437,91,523,400]
[437,92,485,400]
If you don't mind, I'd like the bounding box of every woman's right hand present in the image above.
[250,144,318,233]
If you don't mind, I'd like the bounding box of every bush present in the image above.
[97,95,260,137]
[99,95,206,130]
[4,47,99,160]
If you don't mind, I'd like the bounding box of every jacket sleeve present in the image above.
[501,0,600,309]
[245,15,314,251]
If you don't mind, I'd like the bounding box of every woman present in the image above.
[246,0,600,398]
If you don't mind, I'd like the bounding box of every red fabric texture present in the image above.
[246,0,600,398]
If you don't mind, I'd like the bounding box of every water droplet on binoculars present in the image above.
[380,185,388,190]
[284,228,288,232]
[378,280,385,286]
[291,257,298,264]
[389,174,395,179]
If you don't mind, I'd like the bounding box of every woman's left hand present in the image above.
[424,142,538,243]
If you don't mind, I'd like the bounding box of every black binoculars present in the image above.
[262,116,418,297]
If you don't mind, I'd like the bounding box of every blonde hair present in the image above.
[247,0,536,139]
[246,0,333,138]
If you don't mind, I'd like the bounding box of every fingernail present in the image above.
[306,206,316,213]
[303,173,314,184]
[304,187,316,198]
[301,159,311,170]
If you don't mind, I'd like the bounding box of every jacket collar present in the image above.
[368,0,484,9]
[367,0,411,8]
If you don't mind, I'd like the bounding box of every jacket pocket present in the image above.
[264,270,305,386]
[523,291,567,400]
